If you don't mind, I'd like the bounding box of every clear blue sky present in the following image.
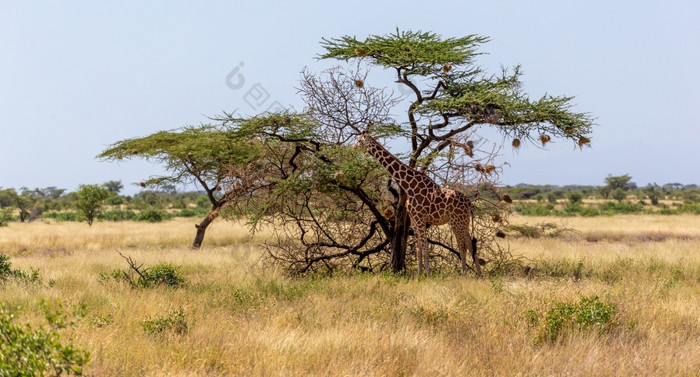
[1,1,698,194]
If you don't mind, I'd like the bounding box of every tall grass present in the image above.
[0,216,698,376]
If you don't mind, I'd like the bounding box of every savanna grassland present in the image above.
[1,216,698,376]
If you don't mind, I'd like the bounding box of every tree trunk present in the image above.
[390,192,410,273]
[192,206,222,249]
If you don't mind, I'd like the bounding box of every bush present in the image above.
[647,191,660,205]
[195,195,210,209]
[527,295,618,343]
[515,205,553,216]
[175,207,208,218]
[0,254,13,281]
[105,196,124,205]
[562,204,582,216]
[562,204,599,217]
[0,254,41,284]
[99,209,137,221]
[599,201,643,215]
[136,208,168,222]
[140,263,185,288]
[0,208,14,226]
[676,203,700,214]
[75,184,112,226]
[43,211,81,222]
[0,302,90,376]
[142,308,188,336]
[100,255,185,289]
[567,191,583,204]
[611,188,627,203]
[97,269,126,284]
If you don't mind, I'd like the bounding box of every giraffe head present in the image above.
[355,131,370,149]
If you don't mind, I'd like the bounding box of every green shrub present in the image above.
[105,196,124,205]
[599,201,643,215]
[515,205,553,216]
[99,209,137,221]
[175,207,208,218]
[676,203,700,214]
[0,254,41,284]
[42,211,81,222]
[507,224,542,238]
[611,188,627,202]
[560,204,600,217]
[75,184,112,226]
[99,257,185,289]
[97,269,126,284]
[578,206,600,216]
[562,204,583,215]
[527,295,618,343]
[142,308,188,336]
[195,195,210,209]
[56,212,80,222]
[140,263,185,288]
[0,302,90,376]
[0,254,12,281]
[567,191,583,204]
[0,208,14,226]
[136,208,168,222]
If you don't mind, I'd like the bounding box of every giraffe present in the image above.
[356,131,482,277]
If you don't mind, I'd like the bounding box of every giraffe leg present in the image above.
[424,233,431,277]
[413,222,428,276]
[469,236,482,278]
[450,220,469,276]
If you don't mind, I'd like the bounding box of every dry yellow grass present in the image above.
[1,216,698,376]
[510,214,700,239]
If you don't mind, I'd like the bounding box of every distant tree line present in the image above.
[1,174,697,229]
[502,174,700,216]
[0,181,216,227]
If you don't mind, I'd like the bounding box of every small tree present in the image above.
[99,125,263,247]
[611,188,627,203]
[75,184,111,226]
[568,191,583,204]
[103,180,124,195]
[604,174,635,191]
[644,184,661,205]
[0,208,12,227]
[13,192,34,223]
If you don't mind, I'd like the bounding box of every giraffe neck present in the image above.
[361,135,426,192]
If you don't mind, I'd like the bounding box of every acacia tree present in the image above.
[250,30,592,273]
[4,189,35,223]
[75,184,111,226]
[103,180,124,195]
[99,126,261,248]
